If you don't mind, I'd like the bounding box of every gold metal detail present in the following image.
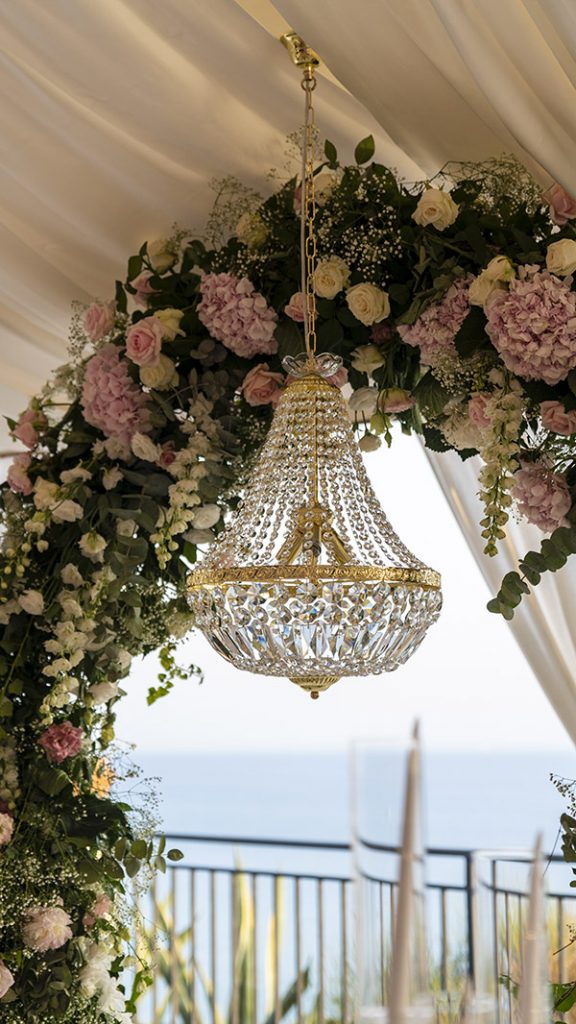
[289,675,340,699]
[188,565,441,591]
[280,32,320,72]
[275,504,352,566]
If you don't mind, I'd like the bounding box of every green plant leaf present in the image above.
[354,135,375,165]
[324,139,338,165]
[453,306,491,358]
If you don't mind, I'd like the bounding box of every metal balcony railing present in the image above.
[131,834,576,1024]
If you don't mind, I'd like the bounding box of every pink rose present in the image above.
[0,960,14,999]
[468,393,491,430]
[7,454,33,495]
[540,400,576,436]
[284,292,306,322]
[13,407,47,449]
[130,270,154,307]
[38,721,84,764]
[83,301,116,342]
[241,363,284,406]
[0,812,13,846]
[327,366,349,388]
[83,893,112,929]
[381,388,415,414]
[543,183,576,227]
[22,904,72,952]
[125,317,163,367]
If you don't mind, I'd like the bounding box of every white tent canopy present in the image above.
[1,0,576,739]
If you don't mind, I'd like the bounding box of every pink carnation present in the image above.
[83,301,116,342]
[284,292,305,322]
[0,812,13,846]
[130,270,154,307]
[468,393,491,430]
[543,183,576,227]
[13,407,47,449]
[540,400,576,436]
[39,721,84,764]
[397,278,470,366]
[511,463,572,533]
[241,363,284,406]
[197,273,278,358]
[7,454,33,495]
[81,344,152,450]
[485,267,576,385]
[125,317,163,367]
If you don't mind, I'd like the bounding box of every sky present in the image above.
[114,428,575,755]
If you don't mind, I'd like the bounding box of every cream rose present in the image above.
[236,211,268,248]
[412,188,459,230]
[468,273,505,308]
[155,308,185,340]
[147,237,177,273]
[350,343,386,376]
[348,387,379,418]
[102,466,123,491]
[79,532,107,563]
[18,590,44,615]
[131,432,161,462]
[346,283,390,326]
[139,353,179,390]
[485,255,515,282]
[313,257,350,299]
[546,238,576,277]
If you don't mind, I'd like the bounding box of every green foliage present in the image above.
[488,526,576,618]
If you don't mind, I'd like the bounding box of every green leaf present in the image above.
[124,856,141,878]
[167,848,184,862]
[127,254,143,280]
[414,372,450,418]
[131,839,148,859]
[422,425,451,453]
[453,306,491,359]
[486,598,502,614]
[324,139,338,165]
[354,135,375,165]
[36,766,71,796]
[274,318,304,360]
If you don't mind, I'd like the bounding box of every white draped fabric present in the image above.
[1,0,576,736]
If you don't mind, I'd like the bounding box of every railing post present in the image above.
[465,853,477,985]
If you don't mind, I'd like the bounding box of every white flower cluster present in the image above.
[441,399,485,452]
[0,738,20,811]
[77,939,131,1020]
[477,369,525,556]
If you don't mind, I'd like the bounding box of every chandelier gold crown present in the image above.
[187,39,442,698]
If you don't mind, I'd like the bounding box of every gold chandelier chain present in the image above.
[300,71,317,359]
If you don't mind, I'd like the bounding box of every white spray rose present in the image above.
[155,307,185,340]
[192,504,221,530]
[102,466,123,490]
[313,170,341,204]
[33,478,59,510]
[412,188,459,230]
[147,237,177,273]
[346,283,390,326]
[350,343,386,376]
[61,563,83,587]
[313,257,350,299]
[0,600,18,626]
[18,590,44,615]
[546,238,576,277]
[131,433,161,462]
[52,499,84,523]
[60,467,92,484]
[88,680,119,705]
[79,532,107,563]
[116,518,137,537]
[348,387,379,418]
[139,353,179,390]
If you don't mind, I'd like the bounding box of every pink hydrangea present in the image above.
[485,268,576,385]
[38,721,84,764]
[13,406,47,449]
[83,301,116,342]
[81,344,152,449]
[511,463,572,533]
[540,400,576,435]
[397,278,470,365]
[543,183,576,227]
[125,317,163,367]
[241,364,284,406]
[197,273,278,358]
[7,454,33,495]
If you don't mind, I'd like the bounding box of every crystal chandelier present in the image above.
[187,36,442,698]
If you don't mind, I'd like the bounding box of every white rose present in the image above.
[546,238,576,277]
[18,589,44,615]
[116,518,137,537]
[484,255,515,282]
[155,307,185,341]
[468,272,505,308]
[313,257,350,299]
[79,532,107,563]
[236,211,268,248]
[147,237,177,273]
[192,504,221,530]
[313,170,341,205]
[58,594,83,619]
[139,353,179,391]
[52,499,84,523]
[346,283,390,326]
[61,563,83,587]
[348,387,379,418]
[102,466,123,490]
[412,188,459,230]
[0,959,15,998]
[88,680,119,705]
[350,343,386,375]
[358,433,381,452]
[131,433,161,462]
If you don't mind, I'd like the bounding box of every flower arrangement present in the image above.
[3,135,576,1019]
